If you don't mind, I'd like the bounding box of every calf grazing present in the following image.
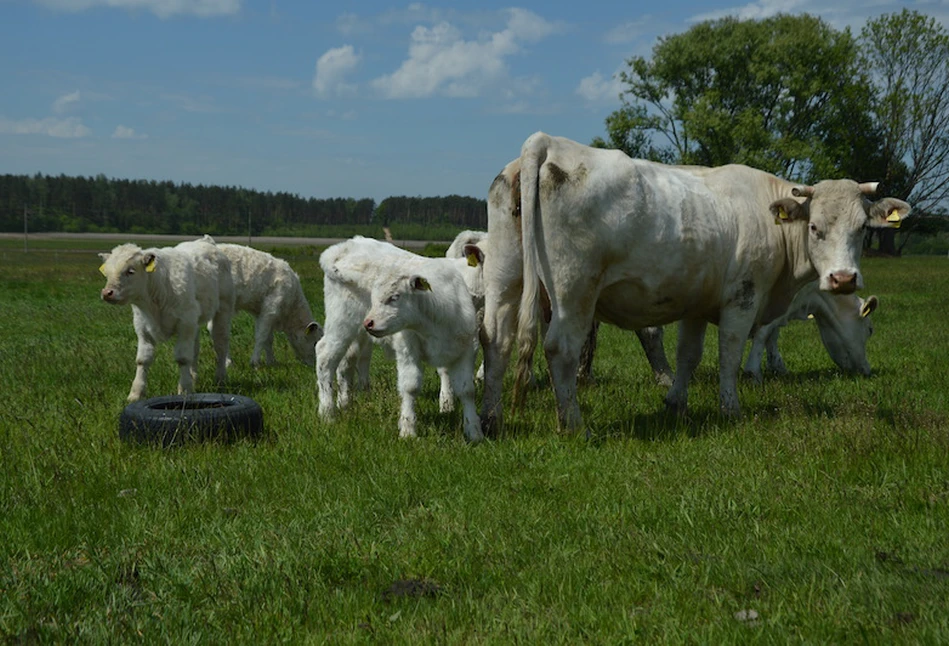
[99,237,235,402]
[744,281,879,380]
[215,243,322,367]
[316,236,484,442]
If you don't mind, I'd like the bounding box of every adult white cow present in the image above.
[744,282,879,380]
[480,132,910,433]
[215,242,322,367]
[99,237,235,402]
[316,236,485,442]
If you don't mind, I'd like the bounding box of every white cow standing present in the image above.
[316,236,485,442]
[744,282,879,380]
[99,237,235,402]
[214,242,323,367]
[479,132,910,433]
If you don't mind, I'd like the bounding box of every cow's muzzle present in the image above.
[828,272,857,294]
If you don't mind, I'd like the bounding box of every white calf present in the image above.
[215,242,322,367]
[99,238,234,401]
[316,236,484,442]
[744,282,879,379]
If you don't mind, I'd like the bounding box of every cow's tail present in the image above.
[513,132,549,407]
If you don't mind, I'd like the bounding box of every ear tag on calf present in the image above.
[807,314,815,320]
[98,264,107,276]
[466,252,479,267]
[887,209,902,228]
[145,258,157,272]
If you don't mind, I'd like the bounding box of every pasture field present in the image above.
[1,245,948,643]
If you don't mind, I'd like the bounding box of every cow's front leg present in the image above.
[664,318,707,415]
[175,323,199,395]
[718,308,757,417]
[395,355,423,439]
[128,332,156,402]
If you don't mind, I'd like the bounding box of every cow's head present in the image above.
[813,292,879,376]
[363,274,433,338]
[769,180,911,294]
[98,243,157,305]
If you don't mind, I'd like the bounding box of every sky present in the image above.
[1,0,947,203]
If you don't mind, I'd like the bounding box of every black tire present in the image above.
[119,393,264,447]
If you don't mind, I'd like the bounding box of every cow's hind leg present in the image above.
[544,314,590,432]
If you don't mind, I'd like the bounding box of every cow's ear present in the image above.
[770,198,808,224]
[411,276,432,291]
[867,197,911,229]
[305,321,323,337]
[142,253,157,273]
[861,295,879,318]
[463,244,484,267]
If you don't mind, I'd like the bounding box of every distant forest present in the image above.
[0,173,488,238]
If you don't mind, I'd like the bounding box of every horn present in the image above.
[791,186,814,198]
[858,182,879,195]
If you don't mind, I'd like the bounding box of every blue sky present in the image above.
[1,0,946,203]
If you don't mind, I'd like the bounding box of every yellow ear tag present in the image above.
[807,314,815,320]
[887,209,901,228]
[145,258,157,273]
[466,252,479,267]
[98,264,107,276]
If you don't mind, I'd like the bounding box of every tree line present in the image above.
[0,173,487,237]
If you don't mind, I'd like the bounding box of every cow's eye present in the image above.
[386,294,400,305]
[126,268,135,276]
[809,223,820,236]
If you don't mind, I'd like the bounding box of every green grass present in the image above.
[1,249,948,643]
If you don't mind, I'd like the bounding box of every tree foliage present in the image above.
[860,9,949,253]
[612,14,882,182]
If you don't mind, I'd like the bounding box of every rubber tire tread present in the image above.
[119,393,264,447]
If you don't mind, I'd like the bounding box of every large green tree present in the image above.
[602,14,884,182]
[860,9,949,254]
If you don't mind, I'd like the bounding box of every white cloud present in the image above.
[603,19,652,45]
[112,125,148,139]
[576,72,623,104]
[52,90,81,114]
[0,116,92,138]
[313,45,361,98]
[33,0,240,18]
[371,8,559,99]
[690,0,809,22]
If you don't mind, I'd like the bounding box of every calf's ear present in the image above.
[867,198,911,229]
[464,244,484,267]
[411,276,432,291]
[770,198,808,224]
